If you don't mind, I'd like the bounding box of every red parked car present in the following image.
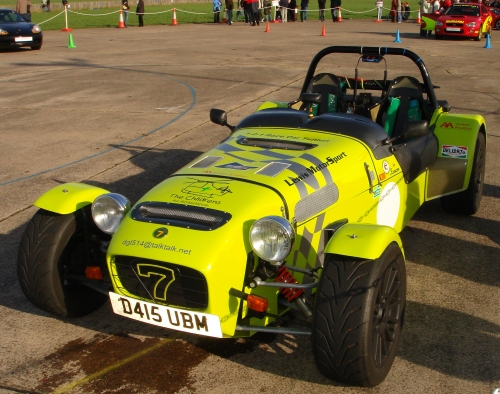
[434,2,493,40]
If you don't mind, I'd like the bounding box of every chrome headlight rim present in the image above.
[31,24,41,33]
[91,193,131,234]
[249,216,295,264]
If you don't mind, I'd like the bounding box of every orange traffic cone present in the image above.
[222,8,227,23]
[320,24,326,36]
[265,21,270,32]
[337,8,342,22]
[117,10,125,28]
[171,8,178,25]
[416,8,421,24]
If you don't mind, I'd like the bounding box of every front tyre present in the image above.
[17,208,108,317]
[312,243,406,387]
[441,132,486,215]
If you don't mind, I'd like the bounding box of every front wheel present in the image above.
[311,243,406,387]
[496,19,500,30]
[475,30,482,41]
[441,132,486,215]
[17,208,108,317]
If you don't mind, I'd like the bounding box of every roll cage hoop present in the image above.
[300,46,440,111]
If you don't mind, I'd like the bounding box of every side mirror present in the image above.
[210,108,235,132]
[437,100,451,112]
[402,120,429,140]
[301,92,322,105]
[210,108,228,126]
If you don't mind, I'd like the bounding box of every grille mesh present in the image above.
[131,203,231,230]
[295,182,339,222]
[113,256,208,309]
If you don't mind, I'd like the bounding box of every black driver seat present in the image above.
[304,73,346,114]
[373,76,430,137]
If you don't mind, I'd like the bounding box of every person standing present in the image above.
[288,0,296,21]
[136,0,144,26]
[263,0,272,21]
[390,0,397,21]
[226,0,234,24]
[376,0,383,21]
[318,0,325,21]
[396,0,402,22]
[122,0,130,27]
[300,0,308,21]
[16,0,31,20]
[248,0,259,25]
[213,0,222,22]
[279,0,288,22]
[330,0,341,22]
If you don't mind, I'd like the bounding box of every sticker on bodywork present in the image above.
[441,145,468,159]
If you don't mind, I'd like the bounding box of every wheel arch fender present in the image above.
[323,223,404,261]
[34,182,110,215]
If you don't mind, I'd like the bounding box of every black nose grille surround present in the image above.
[131,202,231,231]
[112,256,208,310]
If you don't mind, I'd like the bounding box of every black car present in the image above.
[0,9,42,50]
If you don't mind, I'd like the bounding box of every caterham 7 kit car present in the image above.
[17,46,486,387]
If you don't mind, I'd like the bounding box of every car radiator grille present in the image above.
[112,256,208,309]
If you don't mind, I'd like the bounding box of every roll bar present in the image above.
[299,46,439,110]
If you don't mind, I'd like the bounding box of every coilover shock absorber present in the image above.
[274,265,304,301]
[274,266,312,321]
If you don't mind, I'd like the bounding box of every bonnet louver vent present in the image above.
[238,138,317,151]
[131,203,231,231]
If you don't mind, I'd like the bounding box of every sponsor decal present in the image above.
[122,239,192,255]
[285,153,347,186]
[382,161,390,174]
[215,162,257,171]
[442,145,468,159]
[153,228,168,239]
[246,132,330,143]
[379,173,386,181]
[373,184,381,198]
[447,20,464,24]
[169,178,232,205]
[440,122,453,129]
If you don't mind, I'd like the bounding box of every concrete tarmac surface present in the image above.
[0,19,499,394]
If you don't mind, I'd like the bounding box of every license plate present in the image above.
[109,292,222,338]
[15,36,33,42]
[446,28,461,32]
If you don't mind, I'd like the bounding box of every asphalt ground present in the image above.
[0,19,499,394]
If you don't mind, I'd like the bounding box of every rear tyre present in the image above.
[17,208,108,317]
[312,243,406,387]
[31,45,42,50]
[441,132,486,215]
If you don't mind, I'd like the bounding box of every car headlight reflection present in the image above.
[249,216,294,264]
[31,24,41,33]
[91,193,131,234]
[0,29,8,35]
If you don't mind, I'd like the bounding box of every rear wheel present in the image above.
[441,132,486,215]
[30,45,42,50]
[496,19,500,30]
[17,208,108,317]
[312,243,406,387]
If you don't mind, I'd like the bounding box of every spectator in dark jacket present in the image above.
[330,0,341,21]
[225,0,234,24]
[300,0,308,21]
[318,0,325,21]
[288,0,296,21]
[136,0,144,26]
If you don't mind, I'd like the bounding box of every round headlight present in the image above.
[249,216,294,264]
[91,193,131,234]
[31,24,41,33]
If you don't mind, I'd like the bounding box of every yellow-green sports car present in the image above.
[17,46,486,387]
